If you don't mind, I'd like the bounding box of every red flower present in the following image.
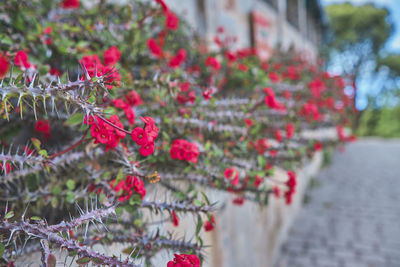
[263,87,286,111]
[273,186,280,198]
[275,129,283,143]
[268,71,280,83]
[169,49,187,68]
[255,138,268,155]
[61,0,80,9]
[103,46,121,66]
[205,56,221,71]
[87,115,125,151]
[125,90,143,106]
[79,54,104,77]
[111,175,146,202]
[167,254,200,267]
[0,162,13,174]
[284,171,297,205]
[202,88,213,101]
[254,175,263,187]
[155,0,169,12]
[170,139,199,163]
[238,63,248,72]
[0,51,9,78]
[224,167,239,186]
[49,68,61,77]
[147,38,163,58]
[35,119,51,138]
[123,107,135,125]
[286,123,295,139]
[204,215,215,232]
[314,141,323,151]
[165,11,179,30]
[112,98,128,109]
[244,118,253,127]
[139,142,155,156]
[232,197,244,206]
[131,117,158,157]
[171,211,179,227]
[14,50,31,69]
[308,78,325,98]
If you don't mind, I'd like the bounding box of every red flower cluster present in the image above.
[0,51,9,78]
[204,215,216,232]
[169,48,187,68]
[155,0,179,30]
[255,138,269,155]
[80,48,121,89]
[131,117,159,156]
[299,101,322,121]
[202,88,213,101]
[86,115,126,151]
[147,38,163,58]
[61,0,80,9]
[309,78,325,98]
[268,71,280,83]
[176,82,196,104]
[111,175,146,202]
[275,129,283,143]
[167,254,200,267]
[263,87,285,111]
[314,141,323,151]
[14,50,35,70]
[170,139,199,163]
[205,56,221,71]
[284,171,297,205]
[286,123,295,139]
[224,166,239,186]
[35,119,51,139]
[103,46,121,66]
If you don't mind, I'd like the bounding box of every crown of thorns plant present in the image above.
[0,0,355,266]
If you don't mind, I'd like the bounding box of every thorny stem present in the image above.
[49,129,89,160]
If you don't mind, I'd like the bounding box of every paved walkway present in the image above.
[275,139,400,267]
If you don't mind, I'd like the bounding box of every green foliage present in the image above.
[358,106,400,138]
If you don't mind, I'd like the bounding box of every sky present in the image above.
[321,0,400,109]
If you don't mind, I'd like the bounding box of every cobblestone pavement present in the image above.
[274,139,400,267]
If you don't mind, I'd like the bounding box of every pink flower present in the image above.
[286,123,295,139]
[125,90,143,106]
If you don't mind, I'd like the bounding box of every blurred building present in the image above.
[165,0,325,61]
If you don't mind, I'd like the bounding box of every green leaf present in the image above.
[201,192,210,205]
[31,138,41,151]
[193,200,202,206]
[195,214,203,236]
[76,257,91,264]
[52,185,61,195]
[0,243,4,258]
[5,211,14,219]
[31,216,42,221]
[66,179,76,190]
[39,149,48,158]
[65,113,84,126]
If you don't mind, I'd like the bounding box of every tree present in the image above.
[324,3,394,130]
